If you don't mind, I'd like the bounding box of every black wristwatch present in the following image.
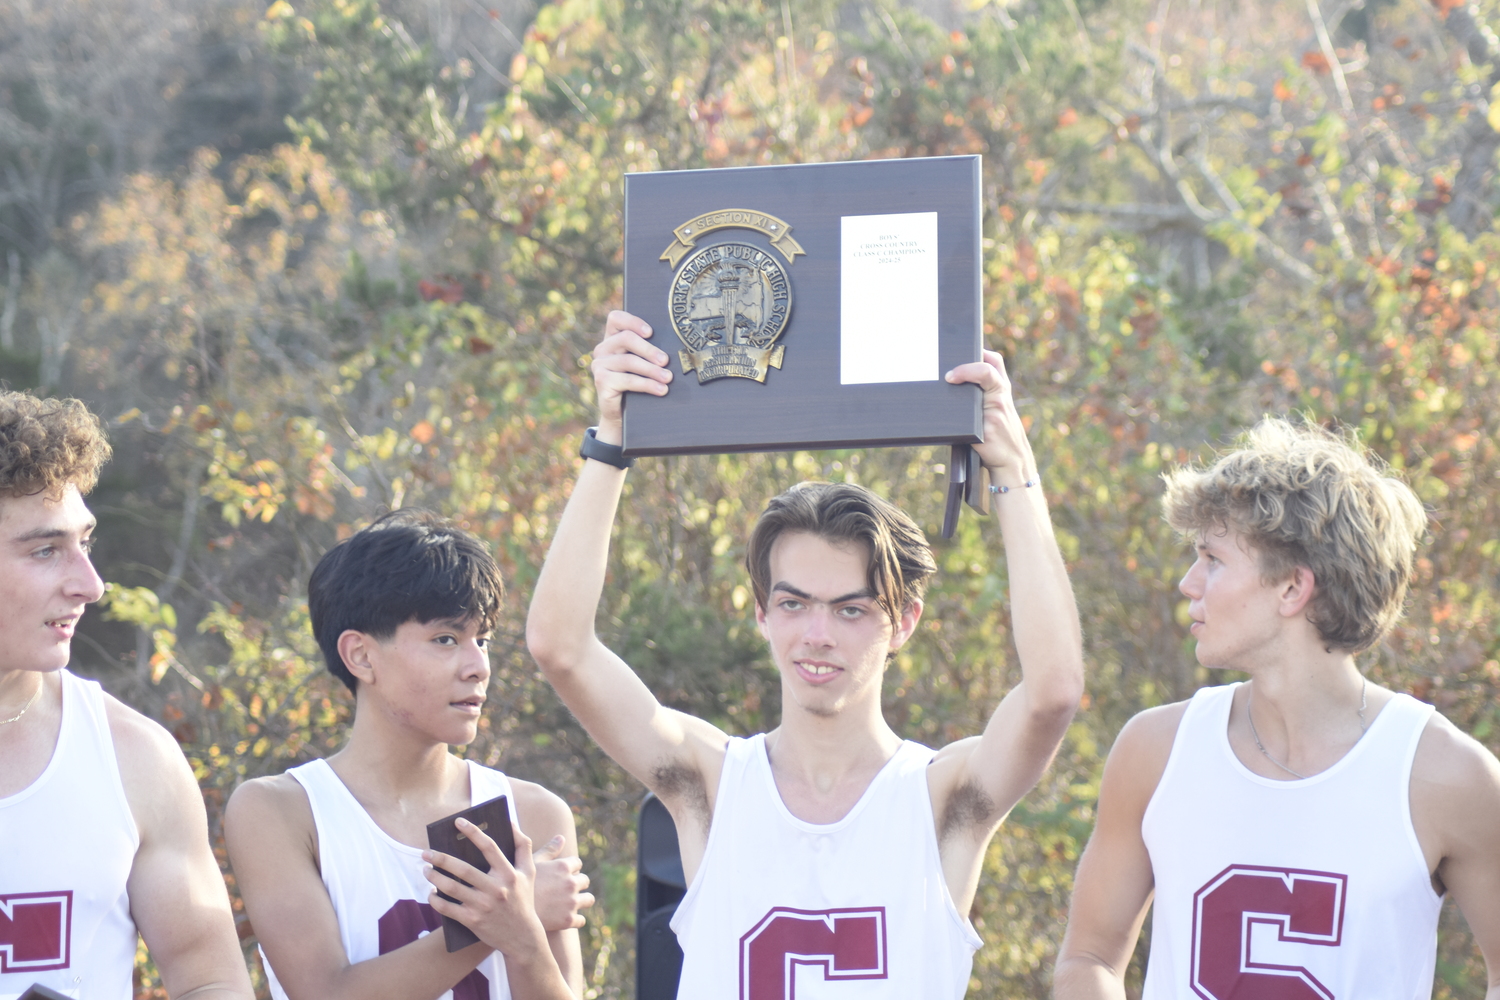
[579,426,634,469]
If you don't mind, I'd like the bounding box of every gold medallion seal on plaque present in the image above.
[661,209,802,384]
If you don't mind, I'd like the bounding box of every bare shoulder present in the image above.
[1100,700,1191,803]
[1110,701,1189,761]
[100,691,203,832]
[101,691,192,779]
[508,776,576,839]
[226,772,316,839]
[1413,710,1500,782]
[1411,711,1500,828]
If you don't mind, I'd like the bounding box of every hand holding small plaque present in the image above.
[423,796,541,955]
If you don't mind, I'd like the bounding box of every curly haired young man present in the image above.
[1054,419,1500,999]
[0,392,253,1000]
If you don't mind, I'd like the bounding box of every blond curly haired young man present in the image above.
[1055,418,1500,1000]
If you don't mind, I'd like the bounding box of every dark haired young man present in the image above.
[226,510,593,1000]
[0,392,254,1000]
[527,312,1084,997]
[1054,420,1500,999]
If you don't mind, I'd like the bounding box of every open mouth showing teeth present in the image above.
[802,664,839,675]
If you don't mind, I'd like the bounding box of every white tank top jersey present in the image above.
[670,735,981,1000]
[263,758,516,1000]
[0,670,138,1000]
[1141,683,1441,1000]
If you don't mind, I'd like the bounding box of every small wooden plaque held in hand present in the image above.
[426,794,516,953]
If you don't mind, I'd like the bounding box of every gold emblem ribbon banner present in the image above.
[678,343,786,383]
[659,209,806,268]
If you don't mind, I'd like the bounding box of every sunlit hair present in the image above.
[1163,417,1426,653]
[308,509,505,693]
[746,481,936,624]
[0,391,111,498]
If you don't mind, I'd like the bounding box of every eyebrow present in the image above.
[770,582,879,605]
[11,521,96,544]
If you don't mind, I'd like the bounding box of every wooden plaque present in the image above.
[621,156,983,457]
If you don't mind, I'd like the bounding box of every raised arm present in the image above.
[525,311,729,857]
[109,700,254,1000]
[1053,704,1182,998]
[927,350,1085,884]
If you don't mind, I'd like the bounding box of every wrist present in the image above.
[593,418,623,446]
[580,425,632,469]
[985,467,1040,494]
[492,916,553,961]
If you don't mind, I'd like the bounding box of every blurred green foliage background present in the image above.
[4,0,1500,994]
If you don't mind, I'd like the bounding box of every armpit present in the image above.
[939,779,997,842]
[652,760,711,826]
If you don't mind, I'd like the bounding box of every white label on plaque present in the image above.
[840,212,939,385]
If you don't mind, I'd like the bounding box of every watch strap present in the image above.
[579,426,634,469]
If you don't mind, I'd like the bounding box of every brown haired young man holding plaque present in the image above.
[527,311,1085,998]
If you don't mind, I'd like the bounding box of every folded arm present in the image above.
[511,778,594,995]
[225,776,503,1000]
[423,819,575,1000]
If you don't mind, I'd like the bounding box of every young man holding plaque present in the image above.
[0,392,253,1000]
[527,311,1084,997]
[225,511,593,1000]
[1053,420,1500,999]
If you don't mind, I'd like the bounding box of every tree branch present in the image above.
[1028,198,1198,221]
[1438,2,1500,234]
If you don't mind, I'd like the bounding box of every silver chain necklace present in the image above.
[0,681,42,726]
[1246,676,1368,780]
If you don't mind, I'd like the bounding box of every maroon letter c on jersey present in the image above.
[377,898,488,1000]
[1191,865,1347,1000]
[739,906,887,1000]
[0,891,72,973]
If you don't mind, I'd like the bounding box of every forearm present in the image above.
[547,928,584,997]
[268,934,493,1000]
[504,926,578,1000]
[526,444,628,669]
[993,482,1085,714]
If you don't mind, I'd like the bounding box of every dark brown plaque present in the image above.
[425,794,515,952]
[622,156,983,457]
